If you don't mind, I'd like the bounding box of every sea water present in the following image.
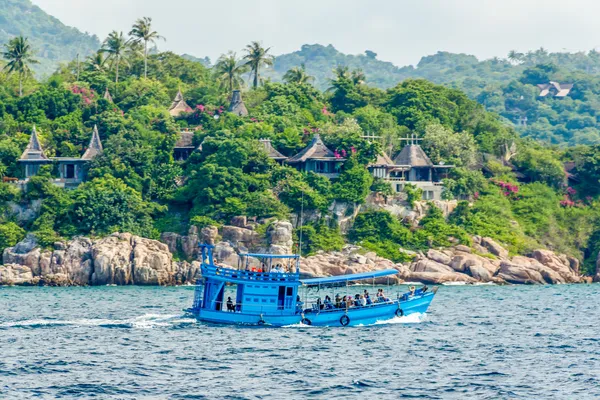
[1,284,599,399]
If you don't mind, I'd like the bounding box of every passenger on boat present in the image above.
[335,294,341,308]
[316,297,323,310]
[347,296,354,307]
[226,297,235,312]
[377,288,390,302]
[364,290,372,305]
[354,294,361,306]
[340,296,347,308]
[324,295,333,309]
[359,294,367,307]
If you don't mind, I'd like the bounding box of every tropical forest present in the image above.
[1,13,600,278]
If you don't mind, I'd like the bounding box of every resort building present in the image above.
[367,140,453,201]
[259,139,287,164]
[173,130,197,161]
[287,134,345,178]
[169,90,192,117]
[537,82,573,98]
[228,90,248,117]
[19,126,51,179]
[18,125,104,188]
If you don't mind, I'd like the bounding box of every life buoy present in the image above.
[396,308,404,317]
[340,315,350,326]
[301,318,312,326]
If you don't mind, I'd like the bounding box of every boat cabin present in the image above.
[194,245,301,317]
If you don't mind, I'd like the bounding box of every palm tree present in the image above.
[243,41,274,88]
[86,52,106,72]
[215,51,247,92]
[2,36,38,97]
[507,50,524,65]
[283,64,314,84]
[100,31,131,94]
[129,17,164,78]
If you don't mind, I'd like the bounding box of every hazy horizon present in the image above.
[32,0,600,66]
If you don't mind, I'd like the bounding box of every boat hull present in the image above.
[189,292,435,327]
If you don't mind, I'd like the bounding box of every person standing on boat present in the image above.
[335,294,341,308]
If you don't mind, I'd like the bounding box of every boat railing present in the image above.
[206,299,302,316]
[192,278,204,310]
[201,264,300,282]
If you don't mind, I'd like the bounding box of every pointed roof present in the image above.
[393,144,433,167]
[369,152,397,167]
[169,89,192,117]
[175,131,195,149]
[287,134,343,163]
[103,88,113,102]
[228,90,248,117]
[259,139,287,161]
[81,125,104,160]
[20,126,49,162]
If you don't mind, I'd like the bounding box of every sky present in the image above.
[33,0,600,67]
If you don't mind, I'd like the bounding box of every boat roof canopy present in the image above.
[300,269,399,286]
[239,253,300,259]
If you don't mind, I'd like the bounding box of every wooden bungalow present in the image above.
[259,139,287,164]
[287,134,344,178]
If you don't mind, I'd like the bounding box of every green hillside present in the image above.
[0,0,100,76]
[266,45,600,146]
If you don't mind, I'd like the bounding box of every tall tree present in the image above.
[86,52,106,72]
[214,51,247,92]
[100,31,131,94]
[283,64,314,84]
[2,36,38,97]
[243,41,274,88]
[507,50,524,65]
[129,17,164,78]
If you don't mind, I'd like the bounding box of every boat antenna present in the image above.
[298,190,304,257]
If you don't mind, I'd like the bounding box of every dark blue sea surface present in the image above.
[1,284,599,399]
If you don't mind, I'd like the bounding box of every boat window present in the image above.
[261,299,267,303]
[286,287,293,296]
[270,299,275,303]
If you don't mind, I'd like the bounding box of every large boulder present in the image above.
[481,237,509,259]
[411,259,454,274]
[426,249,452,266]
[3,234,42,275]
[450,252,500,277]
[39,238,94,285]
[172,260,201,285]
[201,226,219,246]
[0,264,35,285]
[530,249,581,283]
[497,259,548,284]
[160,232,180,254]
[267,221,294,254]
[221,225,260,248]
[132,236,173,285]
[91,233,134,285]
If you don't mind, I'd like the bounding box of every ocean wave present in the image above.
[0,314,196,329]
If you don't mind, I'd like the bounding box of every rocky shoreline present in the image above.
[0,221,598,286]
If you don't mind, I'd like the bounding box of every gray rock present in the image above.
[201,226,219,246]
[426,249,452,266]
[481,237,509,259]
[91,233,134,285]
[0,264,34,285]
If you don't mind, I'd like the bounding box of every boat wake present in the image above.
[0,313,197,329]
[372,312,427,325]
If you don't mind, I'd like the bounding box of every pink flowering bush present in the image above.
[491,180,519,197]
[70,84,95,106]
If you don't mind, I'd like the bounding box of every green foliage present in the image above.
[333,156,373,203]
[0,221,25,252]
[69,176,163,237]
[190,215,221,230]
[403,184,423,207]
[296,222,344,256]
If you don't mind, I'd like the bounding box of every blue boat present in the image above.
[186,244,437,327]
